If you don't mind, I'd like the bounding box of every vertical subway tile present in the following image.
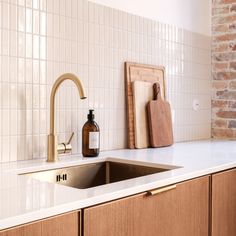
[9,31,17,57]
[0,0,211,162]
[33,35,39,59]
[25,135,33,160]
[10,4,17,30]
[33,9,39,34]
[32,84,39,108]
[26,33,32,58]
[2,136,10,162]
[26,0,32,8]
[32,109,39,134]
[32,135,39,158]
[33,0,39,9]
[17,135,26,160]
[2,3,10,29]
[53,0,59,14]
[18,32,25,57]
[10,136,17,162]
[2,30,9,55]
[40,0,46,11]
[18,6,25,32]
[26,8,32,33]
[18,58,25,83]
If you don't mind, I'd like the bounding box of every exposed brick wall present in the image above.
[212,0,236,139]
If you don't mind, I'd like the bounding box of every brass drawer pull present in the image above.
[147,185,177,196]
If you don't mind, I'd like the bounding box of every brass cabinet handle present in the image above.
[147,185,176,196]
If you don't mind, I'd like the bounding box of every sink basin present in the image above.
[21,159,178,189]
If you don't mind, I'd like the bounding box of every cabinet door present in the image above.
[0,222,41,236]
[0,211,80,236]
[41,211,80,236]
[212,168,236,236]
[84,176,209,236]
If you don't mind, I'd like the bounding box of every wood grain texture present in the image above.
[84,176,209,236]
[212,168,236,236]
[0,211,80,236]
[132,81,153,148]
[0,222,41,236]
[147,83,173,147]
[42,211,79,236]
[125,62,166,149]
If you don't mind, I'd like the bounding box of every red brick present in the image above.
[217,110,236,119]
[212,119,227,128]
[212,43,229,52]
[212,81,228,89]
[230,42,236,50]
[212,52,230,61]
[224,0,236,3]
[216,90,236,99]
[229,81,236,89]
[229,23,236,31]
[229,101,236,108]
[212,62,228,70]
[213,52,236,61]
[213,72,230,80]
[229,120,236,128]
[212,100,229,108]
[213,15,236,25]
[230,72,236,79]
[230,4,236,12]
[213,6,229,15]
[214,33,236,42]
[213,24,228,33]
[216,100,236,109]
[212,128,236,139]
[230,62,236,70]
[221,0,236,4]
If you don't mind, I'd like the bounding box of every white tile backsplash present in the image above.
[0,0,211,162]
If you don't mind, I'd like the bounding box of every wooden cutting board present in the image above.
[147,83,173,147]
[132,81,153,149]
[125,62,166,149]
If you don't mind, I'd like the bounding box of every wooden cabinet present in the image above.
[84,176,210,236]
[2,167,236,236]
[212,168,236,236]
[0,211,80,236]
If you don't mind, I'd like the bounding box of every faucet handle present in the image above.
[57,132,75,155]
[67,132,74,145]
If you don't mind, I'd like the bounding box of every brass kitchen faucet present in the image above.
[47,73,86,162]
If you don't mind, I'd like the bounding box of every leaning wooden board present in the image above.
[125,62,166,149]
[147,83,173,147]
[132,81,153,149]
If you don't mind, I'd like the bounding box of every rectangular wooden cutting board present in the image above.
[132,81,153,149]
[125,62,166,149]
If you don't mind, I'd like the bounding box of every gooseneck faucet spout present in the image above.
[47,73,86,162]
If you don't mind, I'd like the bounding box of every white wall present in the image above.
[89,0,212,36]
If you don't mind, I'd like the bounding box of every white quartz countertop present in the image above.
[1,140,236,230]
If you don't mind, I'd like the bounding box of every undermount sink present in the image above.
[21,159,179,189]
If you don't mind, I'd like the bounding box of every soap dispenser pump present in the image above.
[82,110,100,157]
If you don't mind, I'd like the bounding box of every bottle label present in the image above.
[89,132,99,149]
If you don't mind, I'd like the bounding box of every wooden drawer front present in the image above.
[84,176,209,236]
[0,211,80,236]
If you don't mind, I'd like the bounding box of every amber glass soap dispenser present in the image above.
[82,110,100,157]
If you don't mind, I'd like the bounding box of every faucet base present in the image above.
[47,134,58,162]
